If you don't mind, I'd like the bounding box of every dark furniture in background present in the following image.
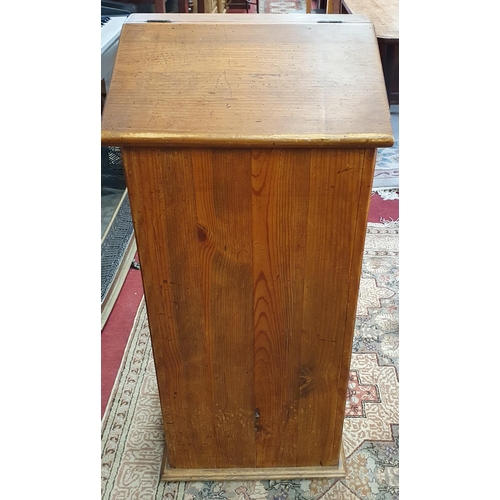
[341,0,399,106]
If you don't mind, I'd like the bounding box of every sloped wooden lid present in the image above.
[101,14,393,148]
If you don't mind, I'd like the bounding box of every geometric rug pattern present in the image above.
[102,222,399,500]
[262,0,306,13]
[372,140,400,192]
[264,1,306,13]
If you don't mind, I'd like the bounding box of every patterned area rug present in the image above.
[372,141,399,198]
[102,222,399,500]
[260,0,306,13]
[263,0,306,13]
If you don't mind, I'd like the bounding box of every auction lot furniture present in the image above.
[101,13,393,481]
[341,0,399,105]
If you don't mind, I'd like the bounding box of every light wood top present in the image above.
[124,13,373,23]
[342,0,399,40]
[101,14,393,148]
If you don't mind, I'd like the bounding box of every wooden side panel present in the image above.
[121,147,256,469]
[191,149,256,468]
[251,149,311,467]
[121,146,376,470]
[296,148,376,466]
[250,148,375,468]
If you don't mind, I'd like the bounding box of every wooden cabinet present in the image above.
[101,13,393,480]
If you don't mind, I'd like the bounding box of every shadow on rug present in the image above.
[102,222,399,500]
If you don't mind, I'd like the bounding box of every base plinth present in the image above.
[160,443,347,481]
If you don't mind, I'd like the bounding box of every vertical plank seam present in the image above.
[298,148,313,467]
[251,149,258,468]
[247,149,257,468]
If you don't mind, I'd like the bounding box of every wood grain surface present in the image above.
[103,16,392,471]
[160,442,347,480]
[342,0,399,39]
[121,146,377,469]
[101,15,393,148]
[123,13,363,23]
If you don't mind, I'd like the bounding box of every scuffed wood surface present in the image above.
[160,442,347,480]
[101,17,393,148]
[122,146,376,469]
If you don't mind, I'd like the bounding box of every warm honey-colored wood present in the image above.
[101,15,392,148]
[252,149,310,467]
[121,147,257,469]
[190,148,256,468]
[342,0,399,40]
[250,147,376,467]
[102,15,393,476]
[161,442,347,480]
[341,0,398,104]
[297,148,376,465]
[123,13,368,22]
[121,146,376,469]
